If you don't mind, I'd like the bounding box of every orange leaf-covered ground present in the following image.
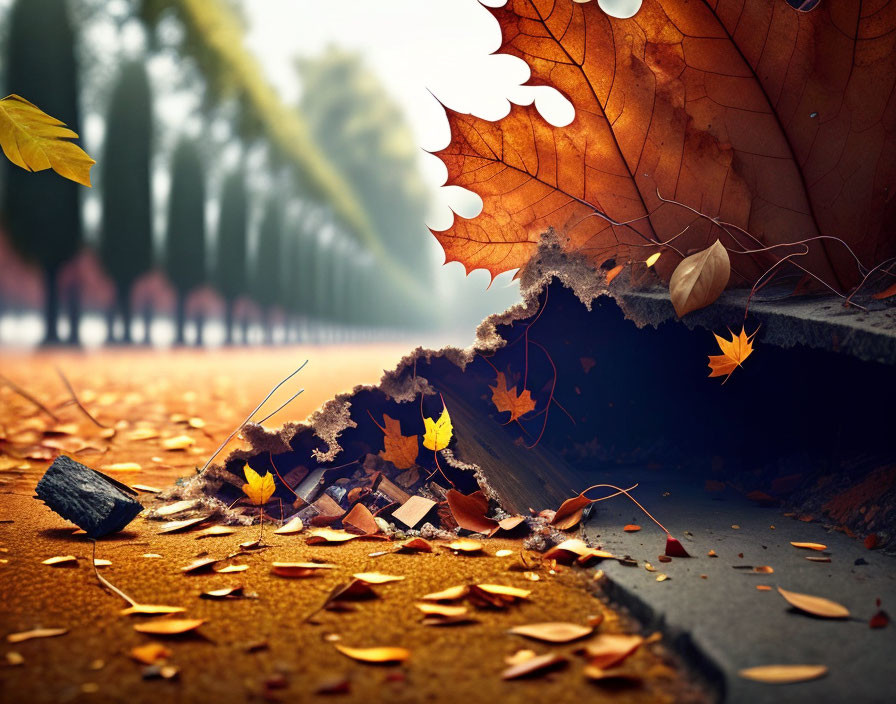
[0,347,707,703]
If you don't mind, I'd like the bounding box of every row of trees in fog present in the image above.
[0,0,434,345]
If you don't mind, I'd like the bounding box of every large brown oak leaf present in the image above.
[432,0,896,291]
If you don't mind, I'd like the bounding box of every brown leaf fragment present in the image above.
[214,564,248,574]
[507,622,592,644]
[274,516,304,535]
[161,435,195,451]
[120,604,186,616]
[334,644,409,664]
[753,566,774,574]
[378,414,419,470]
[791,542,827,551]
[129,642,172,665]
[582,634,644,670]
[194,526,236,539]
[501,653,566,680]
[201,586,247,600]
[131,484,161,494]
[443,538,484,554]
[756,585,773,592]
[395,537,433,553]
[421,585,469,602]
[490,372,536,421]
[415,602,468,618]
[738,664,828,684]
[42,555,78,566]
[180,558,218,574]
[7,628,68,643]
[446,489,499,534]
[544,539,614,564]
[306,528,363,544]
[272,561,336,578]
[342,503,379,535]
[158,516,210,534]
[6,651,24,666]
[806,556,832,563]
[133,619,205,635]
[391,496,437,529]
[777,587,850,619]
[583,666,642,683]
[551,494,591,530]
[669,240,731,317]
[623,524,641,533]
[352,572,405,585]
[421,614,477,627]
[494,515,526,533]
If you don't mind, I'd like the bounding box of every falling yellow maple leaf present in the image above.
[422,404,453,451]
[0,94,94,186]
[490,372,537,422]
[378,414,419,469]
[242,466,275,505]
[708,326,758,382]
[645,252,662,268]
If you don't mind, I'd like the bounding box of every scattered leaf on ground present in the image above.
[194,526,236,539]
[777,587,850,619]
[623,524,641,532]
[7,628,68,643]
[353,572,405,585]
[334,645,409,664]
[395,537,433,553]
[446,489,498,534]
[791,542,827,551]
[274,516,304,535]
[415,602,468,618]
[501,653,566,680]
[422,585,469,602]
[133,619,205,635]
[508,622,593,643]
[180,558,219,574]
[120,604,186,616]
[42,555,78,566]
[443,538,484,554]
[129,642,172,665]
[307,528,363,544]
[158,516,210,534]
[161,435,195,451]
[582,634,644,669]
[738,664,828,684]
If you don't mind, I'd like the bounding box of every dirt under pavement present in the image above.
[0,347,711,704]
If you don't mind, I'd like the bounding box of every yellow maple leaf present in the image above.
[708,326,757,382]
[490,372,536,421]
[378,414,419,469]
[422,404,453,452]
[0,94,95,186]
[242,466,275,505]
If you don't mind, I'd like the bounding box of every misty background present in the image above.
[0,0,576,349]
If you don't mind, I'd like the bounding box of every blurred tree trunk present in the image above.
[42,268,61,346]
[64,283,81,346]
[141,304,153,345]
[174,296,187,346]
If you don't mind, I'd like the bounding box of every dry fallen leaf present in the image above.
[739,664,828,684]
[201,586,248,600]
[6,651,24,666]
[495,549,514,558]
[753,566,774,574]
[446,489,498,534]
[129,642,172,665]
[443,538,484,553]
[161,435,195,451]
[669,240,731,317]
[307,528,362,544]
[490,372,536,421]
[180,558,219,574]
[415,602,468,618]
[396,537,433,553]
[583,666,642,683]
[133,619,205,635]
[474,584,531,599]
[377,414,419,470]
[334,644,409,664]
[551,494,591,530]
[777,587,850,619]
[120,604,186,616]
[623,524,641,532]
[7,628,68,643]
[582,634,644,669]
[421,585,469,602]
[274,516,304,535]
[101,462,142,472]
[194,526,236,539]
[501,653,566,680]
[158,516,210,534]
[215,564,248,574]
[132,484,161,494]
[271,562,337,578]
[242,466,275,506]
[352,572,406,585]
[507,622,592,644]
[156,500,201,517]
[342,503,380,535]
[791,542,828,551]
[42,555,78,566]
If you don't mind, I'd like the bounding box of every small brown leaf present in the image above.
[753,566,774,574]
[194,526,236,539]
[158,516,210,534]
[669,240,730,317]
[415,602,468,617]
[307,528,362,544]
[421,585,469,602]
[501,653,566,680]
[790,542,827,551]
[352,572,405,585]
[129,642,172,665]
[161,435,195,450]
[396,537,433,553]
[274,516,304,535]
[582,634,644,669]
[342,503,380,535]
[443,538,484,553]
[334,644,409,664]
[271,561,336,578]
[777,587,850,618]
[551,494,591,530]
[623,524,641,533]
[507,622,592,643]
[214,564,248,574]
[446,489,498,534]
[201,586,252,600]
[180,558,218,573]
[738,664,828,684]
[7,628,68,643]
[133,619,205,635]
[155,500,201,517]
[120,604,186,616]
[42,555,78,566]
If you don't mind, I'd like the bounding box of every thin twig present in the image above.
[0,373,59,421]
[198,360,309,475]
[55,367,108,428]
[91,540,137,606]
[255,387,305,425]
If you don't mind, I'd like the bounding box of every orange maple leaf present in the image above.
[378,414,419,470]
[490,372,537,421]
[708,327,757,382]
